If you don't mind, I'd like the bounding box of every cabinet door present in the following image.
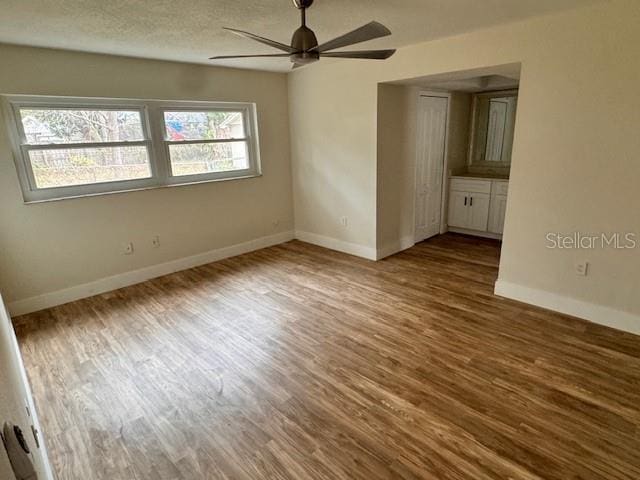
[488,194,508,234]
[468,193,490,232]
[447,191,469,228]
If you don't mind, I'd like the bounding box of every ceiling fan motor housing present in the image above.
[291,26,319,64]
[292,0,314,8]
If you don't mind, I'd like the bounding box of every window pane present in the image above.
[168,141,249,177]
[20,109,144,144]
[28,146,151,188]
[164,111,245,141]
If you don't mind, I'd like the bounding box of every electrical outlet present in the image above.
[272,219,280,228]
[340,216,348,227]
[575,261,589,276]
[122,242,134,255]
[152,235,161,248]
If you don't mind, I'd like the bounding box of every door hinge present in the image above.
[30,425,40,449]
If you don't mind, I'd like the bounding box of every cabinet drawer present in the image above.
[450,178,491,194]
[492,181,509,196]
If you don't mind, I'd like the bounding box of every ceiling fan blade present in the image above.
[292,63,305,69]
[223,27,297,53]
[320,49,396,60]
[312,21,391,53]
[210,53,292,60]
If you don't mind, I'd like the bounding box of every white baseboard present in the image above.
[494,279,640,335]
[294,230,377,260]
[8,231,295,317]
[376,236,415,260]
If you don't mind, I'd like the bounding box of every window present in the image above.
[161,109,255,182]
[3,96,261,202]
[16,106,153,192]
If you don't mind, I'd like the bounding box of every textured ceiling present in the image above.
[0,0,600,72]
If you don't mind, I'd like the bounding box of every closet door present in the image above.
[415,95,448,242]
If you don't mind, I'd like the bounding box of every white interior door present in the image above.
[415,95,448,242]
[0,294,54,480]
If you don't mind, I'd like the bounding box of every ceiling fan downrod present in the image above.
[291,0,319,64]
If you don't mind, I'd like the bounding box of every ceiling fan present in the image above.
[209,0,396,69]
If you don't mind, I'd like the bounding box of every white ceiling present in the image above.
[0,0,600,72]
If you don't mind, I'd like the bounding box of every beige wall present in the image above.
[376,84,418,253]
[289,65,378,250]
[446,92,472,174]
[289,0,640,325]
[0,44,293,305]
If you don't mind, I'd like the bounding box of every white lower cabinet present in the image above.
[468,193,491,231]
[447,191,470,228]
[488,194,508,234]
[448,177,508,237]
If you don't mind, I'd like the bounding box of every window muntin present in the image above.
[4,96,261,202]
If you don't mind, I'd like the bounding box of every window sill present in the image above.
[22,173,263,204]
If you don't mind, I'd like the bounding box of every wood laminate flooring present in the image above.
[14,234,640,479]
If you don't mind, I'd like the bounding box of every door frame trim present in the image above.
[414,90,451,243]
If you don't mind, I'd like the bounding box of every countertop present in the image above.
[451,173,510,181]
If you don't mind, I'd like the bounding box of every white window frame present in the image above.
[2,95,261,203]
[158,104,260,185]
